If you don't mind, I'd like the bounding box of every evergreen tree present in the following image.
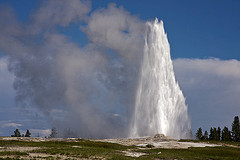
[217,127,221,141]
[222,126,232,141]
[49,127,57,138]
[196,128,203,140]
[212,127,218,141]
[25,129,31,137]
[203,131,208,140]
[209,127,213,140]
[11,129,21,137]
[232,116,240,142]
[209,127,218,141]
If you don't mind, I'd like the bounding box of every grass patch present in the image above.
[0,151,28,156]
[0,139,132,159]
[135,146,240,160]
[30,140,132,159]
[179,139,240,147]
[0,139,240,159]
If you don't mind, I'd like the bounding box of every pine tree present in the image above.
[217,127,221,141]
[232,116,240,142]
[49,127,57,138]
[209,127,213,140]
[196,128,203,140]
[212,127,218,141]
[222,126,232,141]
[209,127,218,141]
[11,129,21,137]
[25,129,31,137]
[203,131,208,140]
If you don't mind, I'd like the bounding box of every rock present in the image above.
[154,134,165,139]
[153,134,175,142]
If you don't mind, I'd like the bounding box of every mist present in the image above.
[0,1,147,138]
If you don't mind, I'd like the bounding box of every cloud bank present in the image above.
[2,122,23,128]
[173,58,240,131]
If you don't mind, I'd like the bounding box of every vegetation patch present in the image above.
[0,151,28,156]
[0,139,239,159]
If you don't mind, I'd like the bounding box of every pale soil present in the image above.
[0,137,81,142]
[137,141,220,149]
[94,134,220,149]
[122,150,147,157]
[1,146,40,152]
[0,153,84,160]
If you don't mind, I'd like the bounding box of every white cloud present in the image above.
[174,58,240,78]
[2,122,23,128]
[173,58,240,132]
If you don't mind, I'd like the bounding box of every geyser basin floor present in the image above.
[94,135,220,149]
[0,137,239,160]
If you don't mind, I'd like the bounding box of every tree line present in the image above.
[11,129,31,137]
[10,128,55,138]
[10,127,74,138]
[196,116,240,142]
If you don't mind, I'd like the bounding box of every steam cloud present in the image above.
[0,1,147,138]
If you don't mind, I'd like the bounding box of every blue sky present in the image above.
[93,0,240,60]
[1,0,240,60]
[0,0,240,137]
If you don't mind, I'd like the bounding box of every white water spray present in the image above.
[130,19,191,139]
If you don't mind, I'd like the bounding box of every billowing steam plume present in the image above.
[0,0,190,138]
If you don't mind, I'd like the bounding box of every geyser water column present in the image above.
[130,19,190,139]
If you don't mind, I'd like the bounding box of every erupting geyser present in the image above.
[130,19,190,139]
